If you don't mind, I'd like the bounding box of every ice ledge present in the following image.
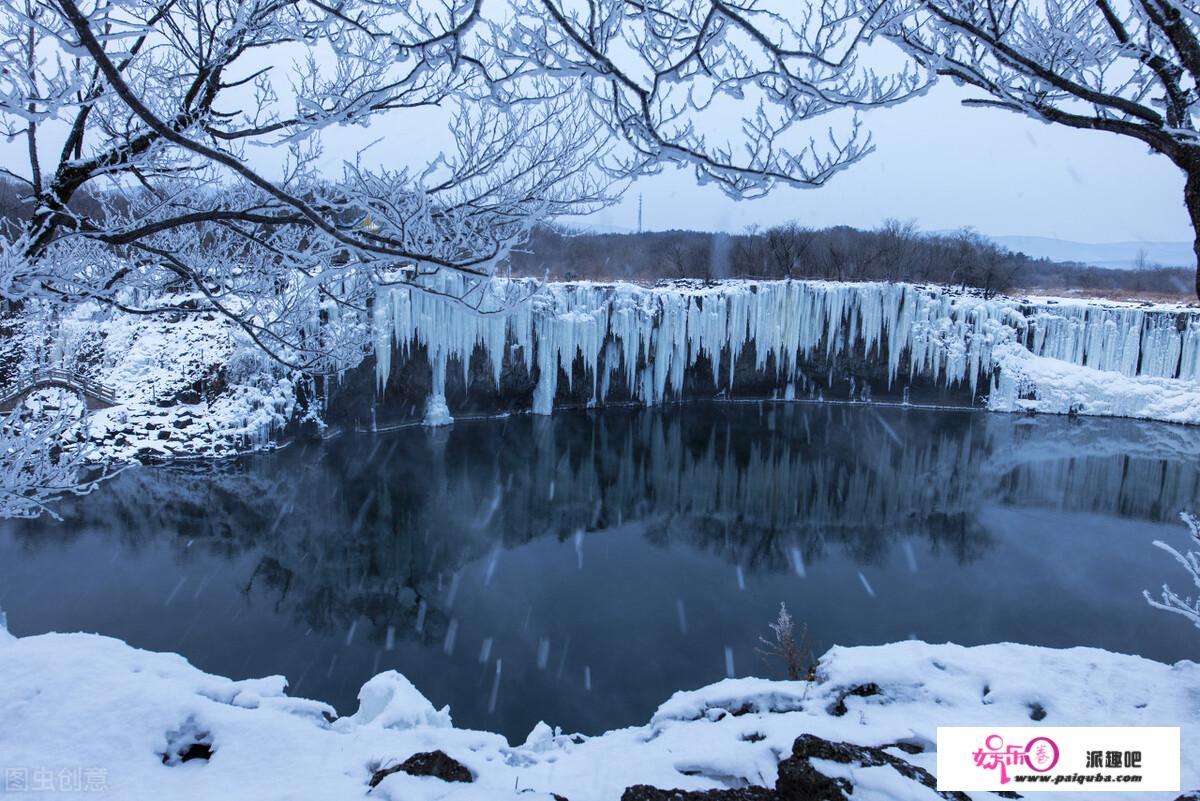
[2,631,1195,800]
[990,341,1200,425]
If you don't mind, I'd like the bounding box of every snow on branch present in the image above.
[1145,512,1200,630]
[0,399,106,520]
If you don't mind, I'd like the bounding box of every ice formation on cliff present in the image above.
[373,276,1200,423]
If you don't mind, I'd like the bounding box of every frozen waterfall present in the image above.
[371,276,1200,424]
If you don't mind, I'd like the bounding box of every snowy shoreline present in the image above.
[1,624,1194,800]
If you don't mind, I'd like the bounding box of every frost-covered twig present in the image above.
[756,602,814,680]
[0,401,108,520]
[1144,512,1200,630]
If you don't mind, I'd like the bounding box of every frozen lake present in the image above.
[1,403,1197,741]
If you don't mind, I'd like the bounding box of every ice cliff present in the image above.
[372,276,1200,425]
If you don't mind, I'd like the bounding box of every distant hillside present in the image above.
[990,236,1194,269]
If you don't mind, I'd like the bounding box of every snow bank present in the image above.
[374,276,1200,426]
[1,630,1194,800]
[991,342,1200,425]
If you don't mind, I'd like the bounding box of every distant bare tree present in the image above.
[879,0,1200,300]
[765,223,817,278]
[870,218,920,281]
[821,227,858,280]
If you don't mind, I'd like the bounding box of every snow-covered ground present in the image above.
[0,621,1193,800]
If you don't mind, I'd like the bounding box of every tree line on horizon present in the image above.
[511,222,1195,299]
[2,176,1186,301]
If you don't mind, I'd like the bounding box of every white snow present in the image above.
[5,299,297,461]
[374,276,1200,426]
[990,341,1200,425]
[1,629,1194,800]
[333,671,453,730]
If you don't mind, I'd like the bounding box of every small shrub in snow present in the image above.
[756,603,814,681]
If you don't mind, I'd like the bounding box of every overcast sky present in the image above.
[4,45,1188,245]
[577,83,1192,244]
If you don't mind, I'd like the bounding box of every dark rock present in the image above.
[159,721,213,765]
[622,786,776,801]
[176,389,202,405]
[621,733,971,801]
[777,735,970,801]
[157,430,172,440]
[368,750,472,788]
[827,682,881,716]
[176,743,212,763]
[172,418,192,429]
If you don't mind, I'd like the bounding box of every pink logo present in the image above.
[972,734,1060,784]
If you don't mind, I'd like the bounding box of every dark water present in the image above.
[1,403,1198,742]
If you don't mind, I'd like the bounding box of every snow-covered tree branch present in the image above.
[0,0,926,375]
[0,397,104,519]
[0,0,923,519]
[1145,512,1200,630]
[876,0,1200,299]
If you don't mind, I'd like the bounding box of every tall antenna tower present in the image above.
[637,193,644,234]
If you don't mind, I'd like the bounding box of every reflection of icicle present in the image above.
[372,275,1200,419]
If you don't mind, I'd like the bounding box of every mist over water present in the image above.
[0,403,1196,740]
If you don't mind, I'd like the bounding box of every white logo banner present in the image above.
[936,727,1179,792]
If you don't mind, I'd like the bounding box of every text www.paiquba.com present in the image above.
[1013,774,1144,785]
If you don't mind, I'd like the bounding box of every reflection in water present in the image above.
[1,404,1197,739]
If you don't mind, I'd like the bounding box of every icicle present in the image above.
[369,275,1198,420]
